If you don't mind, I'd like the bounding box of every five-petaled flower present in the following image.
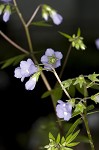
[56,100,72,121]
[41,48,63,70]
[14,58,38,82]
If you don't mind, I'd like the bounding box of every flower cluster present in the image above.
[14,48,63,90]
[14,58,38,90]
[42,4,63,25]
[0,0,12,22]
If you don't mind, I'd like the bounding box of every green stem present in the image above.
[0,30,29,54]
[26,5,41,27]
[52,68,71,99]
[82,113,95,150]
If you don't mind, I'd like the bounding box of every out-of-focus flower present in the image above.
[3,8,11,22]
[0,4,11,22]
[14,58,38,82]
[56,100,72,121]
[41,48,63,70]
[0,0,11,2]
[95,38,99,49]
[42,4,63,25]
[50,10,63,25]
[25,77,37,90]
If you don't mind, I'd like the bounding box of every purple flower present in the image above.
[3,9,11,22]
[50,11,63,25]
[56,100,72,121]
[25,77,37,90]
[14,58,38,82]
[1,0,11,2]
[41,48,63,70]
[95,38,99,49]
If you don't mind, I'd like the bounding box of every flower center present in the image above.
[48,55,57,64]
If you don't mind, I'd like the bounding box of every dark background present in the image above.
[0,0,99,150]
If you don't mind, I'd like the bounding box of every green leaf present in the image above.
[66,118,81,138]
[72,111,81,118]
[61,136,65,144]
[0,54,27,69]
[56,133,60,143]
[67,84,75,97]
[49,132,55,141]
[58,31,71,39]
[77,28,81,36]
[62,148,73,150]
[41,87,62,100]
[86,105,95,112]
[31,21,52,27]
[75,84,88,96]
[66,142,80,147]
[66,130,80,144]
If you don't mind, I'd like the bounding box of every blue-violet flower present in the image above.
[25,77,37,90]
[14,58,38,82]
[50,10,63,25]
[41,48,63,70]
[3,9,11,22]
[0,0,11,2]
[95,38,99,49]
[56,100,72,121]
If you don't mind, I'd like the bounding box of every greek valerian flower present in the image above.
[56,100,72,121]
[95,38,99,49]
[42,4,63,25]
[41,48,63,70]
[14,58,38,82]
[50,10,63,25]
[25,77,37,90]
[0,0,11,2]
[3,8,11,22]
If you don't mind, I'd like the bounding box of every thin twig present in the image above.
[0,30,29,54]
[26,5,41,27]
